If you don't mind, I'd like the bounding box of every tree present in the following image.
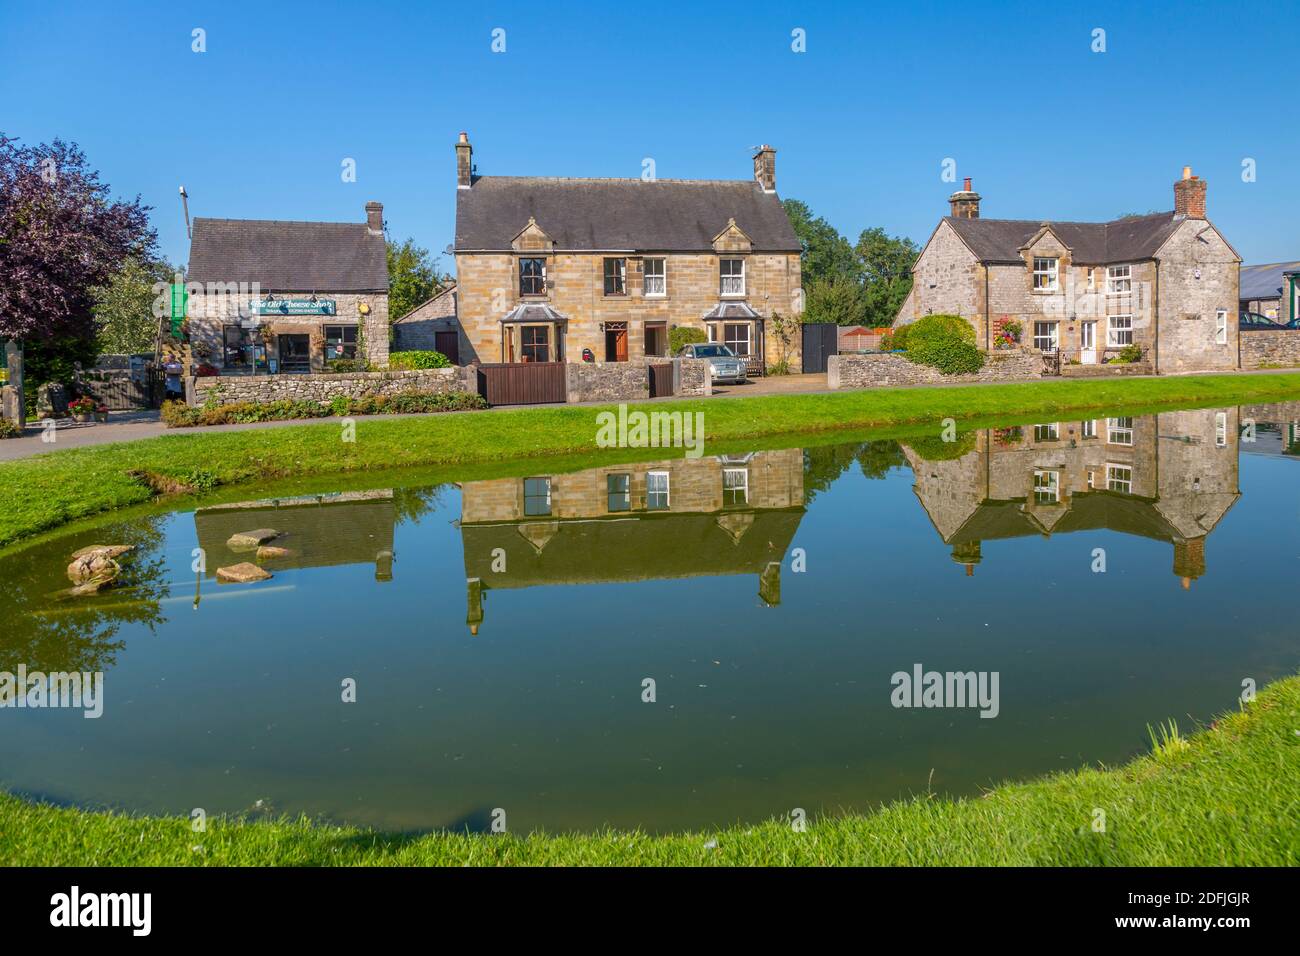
[91,256,176,355]
[782,199,859,285]
[0,135,155,417]
[387,238,446,322]
[803,275,867,326]
[855,227,918,327]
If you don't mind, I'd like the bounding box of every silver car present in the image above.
[679,343,748,384]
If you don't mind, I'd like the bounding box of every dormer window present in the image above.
[519,257,546,296]
[1032,257,1058,292]
[720,258,745,296]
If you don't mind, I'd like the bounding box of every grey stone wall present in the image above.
[1240,328,1300,368]
[677,358,712,397]
[393,287,459,353]
[1155,220,1239,373]
[827,351,1040,389]
[192,367,472,406]
[565,361,650,403]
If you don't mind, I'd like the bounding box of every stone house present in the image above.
[447,133,804,375]
[897,169,1241,373]
[186,203,390,374]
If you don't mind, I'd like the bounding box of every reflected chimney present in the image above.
[467,577,484,634]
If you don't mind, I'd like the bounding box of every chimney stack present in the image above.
[365,201,383,236]
[753,144,776,193]
[1173,166,1207,219]
[456,132,473,189]
[948,178,981,219]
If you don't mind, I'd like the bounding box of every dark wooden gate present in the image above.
[476,362,567,405]
[648,362,674,397]
[434,330,460,365]
[801,323,839,373]
[76,369,164,409]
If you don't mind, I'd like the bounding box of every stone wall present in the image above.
[565,360,650,403]
[677,358,712,397]
[1060,360,1151,377]
[1240,328,1300,368]
[827,351,1041,389]
[192,367,473,406]
[393,287,458,352]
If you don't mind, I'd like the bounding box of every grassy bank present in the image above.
[4,675,1296,866]
[2,372,1298,549]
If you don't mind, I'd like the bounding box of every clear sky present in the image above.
[3,0,1294,271]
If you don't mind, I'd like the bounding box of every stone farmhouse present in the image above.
[897,168,1241,373]
[439,133,804,376]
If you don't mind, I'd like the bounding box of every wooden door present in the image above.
[434,330,460,365]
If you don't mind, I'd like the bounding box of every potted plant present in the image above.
[95,403,109,423]
[68,396,96,422]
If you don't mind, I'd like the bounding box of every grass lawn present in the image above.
[3,675,1296,866]
[2,372,1299,550]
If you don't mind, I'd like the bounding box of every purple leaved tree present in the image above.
[0,134,156,423]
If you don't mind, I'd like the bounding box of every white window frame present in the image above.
[643,257,666,298]
[1033,321,1058,352]
[1107,314,1134,347]
[1033,469,1060,504]
[1081,419,1098,439]
[1106,264,1132,295]
[1214,309,1228,345]
[1086,268,1095,290]
[720,258,745,297]
[722,467,749,505]
[1106,463,1133,494]
[646,470,670,510]
[1215,412,1227,448]
[1106,416,1134,446]
[1032,257,1059,292]
[1033,422,1059,442]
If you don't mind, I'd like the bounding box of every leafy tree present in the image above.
[387,238,446,322]
[782,199,859,285]
[855,227,918,327]
[803,275,867,326]
[91,256,176,355]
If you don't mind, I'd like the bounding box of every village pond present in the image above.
[0,402,1296,834]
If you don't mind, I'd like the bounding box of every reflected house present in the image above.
[459,449,805,633]
[904,409,1240,588]
[193,491,398,586]
[1240,401,1300,459]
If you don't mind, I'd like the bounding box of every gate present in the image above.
[648,362,674,398]
[476,362,567,405]
[801,323,839,373]
[76,368,164,410]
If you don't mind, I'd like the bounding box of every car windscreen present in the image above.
[693,345,734,357]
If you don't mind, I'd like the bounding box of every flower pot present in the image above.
[73,413,90,423]
[95,412,108,423]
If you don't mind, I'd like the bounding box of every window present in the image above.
[1034,422,1059,442]
[722,468,749,506]
[1081,419,1098,439]
[1106,417,1134,445]
[1215,412,1228,448]
[603,258,626,295]
[1086,269,1095,290]
[1032,257,1059,291]
[720,258,745,296]
[1106,464,1133,494]
[323,325,358,361]
[1107,314,1134,347]
[723,322,751,356]
[646,471,670,510]
[607,473,631,512]
[519,258,546,296]
[521,325,550,363]
[1033,470,1060,504]
[223,325,254,370]
[643,257,665,297]
[1033,321,1058,352]
[523,477,551,516]
[1215,309,1228,345]
[1106,264,1132,295]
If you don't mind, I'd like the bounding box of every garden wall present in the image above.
[1240,329,1300,369]
[192,367,474,407]
[1060,361,1151,377]
[564,358,713,403]
[826,352,1040,389]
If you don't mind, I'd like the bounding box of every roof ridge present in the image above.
[193,217,372,228]
[947,212,1174,228]
[474,175,761,186]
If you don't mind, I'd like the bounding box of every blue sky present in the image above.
[3,0,1294,271]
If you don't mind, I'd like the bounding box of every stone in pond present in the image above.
[66,553,121,586]
[71,544,135,560]
[255,545,292,560]
[216,562,273,584]
[226,529,280,551]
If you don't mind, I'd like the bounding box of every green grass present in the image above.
[2,372,1298,551]
[4,675,1296,866]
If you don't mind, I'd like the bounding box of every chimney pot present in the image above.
[963,177,972,192]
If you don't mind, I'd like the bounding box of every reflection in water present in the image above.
[0,403,1294,833]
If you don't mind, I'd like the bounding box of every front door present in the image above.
[434,330,460,365]
[605,324,628,362]
[1080,321,1097,364]
[278,334,311,373]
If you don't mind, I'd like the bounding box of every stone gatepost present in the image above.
[3,341,24,428]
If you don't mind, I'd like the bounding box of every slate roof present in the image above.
[1239,261,1300,301]
[188,217,388,292]
[701,302,761,320]
[943,211,1184,265]
[455,177,801,253]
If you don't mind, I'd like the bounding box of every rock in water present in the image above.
[66,553,121,586]
[216,562,273,584]
[71,544,135,560]
[226,529,280,551]
[255,545,292,560]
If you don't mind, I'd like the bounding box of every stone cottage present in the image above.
[897,168,1241,373]
[186,203,390,374]
[445,133,804,375]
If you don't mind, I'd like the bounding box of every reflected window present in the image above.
[646,470,670,510]
[723,468,749,506]
[607,473,630,512]
[1033,470,1060,504]
[1215,412,1227,448]
[1081,419,1097,439]
[1106,464,1133,494]
[523,477,552,516]
[1033,423,1059,442]
[1106,417,1134,445]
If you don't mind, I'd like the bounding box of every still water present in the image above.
[1,402,1296,833]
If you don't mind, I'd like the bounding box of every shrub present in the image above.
[0,417,21,439]
[904,314,977,348]
[1114,344,1143,364]
[389,350,450,370]
[326,358,370,373]
[668,326,707,354]
[906,430,978,461]
[162,391,486,428]
[906,336,986,375]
